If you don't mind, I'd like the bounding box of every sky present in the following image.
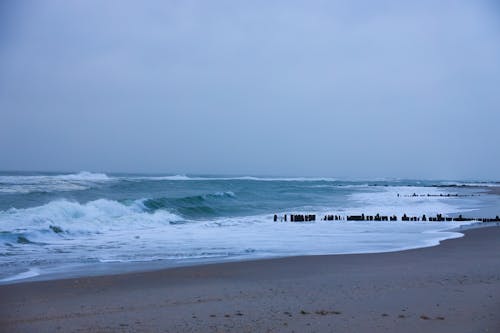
[1,0,500,179]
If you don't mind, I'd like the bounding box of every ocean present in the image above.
[1,171,499,283]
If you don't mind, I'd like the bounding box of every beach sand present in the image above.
[1,227,499,333]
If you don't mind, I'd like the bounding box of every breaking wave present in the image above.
[0,189,241,246]
[137,191,237,218]
[0,198,183,246]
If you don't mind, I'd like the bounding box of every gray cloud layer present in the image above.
[1,0,499,179]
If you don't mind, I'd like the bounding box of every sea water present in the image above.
[1,171,498,283]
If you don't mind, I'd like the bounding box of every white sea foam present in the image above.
[345,186,471,216]
[210,191,236,198]
[132,175,193,181]
[52,171,110,181]
[0,201,474,283]
[0,268,40,282]
[0,198,182,241]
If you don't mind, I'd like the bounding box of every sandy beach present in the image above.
[1,227,499,333]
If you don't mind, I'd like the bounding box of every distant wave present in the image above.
[129,175,340,182]
[131,175,192,181]
[52,171,110,181]
[148,177,498,187]
[0,171,112,194]
[435,181,500,188]
[0,171,110,183]
[306,184,370,189]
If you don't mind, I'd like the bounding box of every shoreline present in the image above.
[1,221,498,286]
[1,227,499,332]
[1,181,498,287]
[1,221,490,286]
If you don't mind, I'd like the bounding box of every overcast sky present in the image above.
[1,0,499,179]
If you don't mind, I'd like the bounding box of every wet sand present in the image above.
[1,227,499,333]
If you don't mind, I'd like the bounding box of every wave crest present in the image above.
[137,191,237,218]
[0,198,182,244]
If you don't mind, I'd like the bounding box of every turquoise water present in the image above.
[0,172,498,283]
